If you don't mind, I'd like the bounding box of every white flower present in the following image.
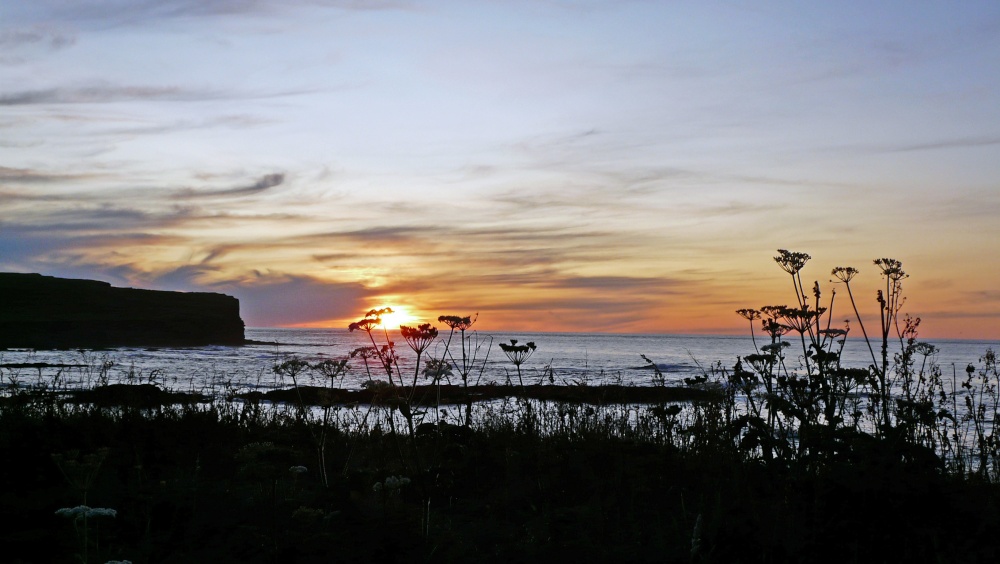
[55,505,87,518]
[383,475,411,490]
[289,465,308,474]
[55,505,117,519]
[375,475,411,494]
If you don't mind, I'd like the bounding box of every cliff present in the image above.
[0,273,245,348]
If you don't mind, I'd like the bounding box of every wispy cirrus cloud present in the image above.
[0,85,207,106]
[172,172,285,198]
[98,114,274,137]
[0,83,322,106]
[884,136,1000,153]
[0,25,76,64]
[1,166,294,210]
[0,223,185,269]
[3,0,412,31]
[0,165,98,184]
[0,25,75,50]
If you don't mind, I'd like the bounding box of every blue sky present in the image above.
[2,1,999,336]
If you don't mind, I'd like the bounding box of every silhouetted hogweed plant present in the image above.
[438,314,492,425]
[309,358,349,487]
[349,308,399,385]
[400,323,438,393]
[499,339,536,389]
[723,250,961,466]
[55,505,117,564]
[52,448,112,563]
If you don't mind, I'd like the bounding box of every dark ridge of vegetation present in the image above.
[64,383,214,408]
[0,362,90,369]
[242,383,722,406]
[2,390,999,563]
[3,383,720,408]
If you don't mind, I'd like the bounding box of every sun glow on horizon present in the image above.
[286,304,427,331]
[370,305,418,329]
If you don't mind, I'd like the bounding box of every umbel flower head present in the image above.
[438,314,476,331]
[831,266,860,283]
[760,305,788,319]
[780,305,826,334]
[350,344,396,367]
[400,323,439,355]
[499,339,537,366]
[423,358,452,380]
[758,306,791,338]
[349,307,394,332]
[874,258,907,281]
[373,475,411,492]
[313,358,349,380]
[761,318,791,339]
[774,249,811,275]
[350,346,378,360]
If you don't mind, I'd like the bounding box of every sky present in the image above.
[1,0,999,338]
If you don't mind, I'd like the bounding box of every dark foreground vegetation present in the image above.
[3,379,1000,564]
[3,251,1000,563]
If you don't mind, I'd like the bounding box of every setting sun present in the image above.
[373,305,418,329]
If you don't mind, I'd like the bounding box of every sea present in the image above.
[1,328,997,395]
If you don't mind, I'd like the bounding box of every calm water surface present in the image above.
[2,328,997,394]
